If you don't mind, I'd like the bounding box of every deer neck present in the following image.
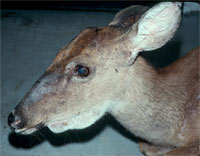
[109,56,184,145]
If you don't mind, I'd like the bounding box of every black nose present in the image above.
[8,112,24,129]
[8,113,15,127]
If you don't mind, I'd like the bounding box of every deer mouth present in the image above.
[13,122,44,135]
[15,127,37,134]
[8,108,45,135]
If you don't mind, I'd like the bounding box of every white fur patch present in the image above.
[131,2,182,52]
[65,62,76,74]
[46,101,117,133]
[46,110,104,133]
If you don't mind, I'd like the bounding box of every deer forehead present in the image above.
[47,27,123,73]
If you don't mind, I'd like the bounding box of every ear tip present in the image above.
[109,5,150,28]
[159,2,182,9]
[129,1,182,52]
[174,2,183,8]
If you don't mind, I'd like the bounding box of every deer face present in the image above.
[8,2,182,134]
[8,27,128,134]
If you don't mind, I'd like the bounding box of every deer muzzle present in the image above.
[8,72,63,133]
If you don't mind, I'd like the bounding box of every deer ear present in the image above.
[129,2,182,53]
[109,5,149,28]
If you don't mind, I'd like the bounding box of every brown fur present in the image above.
[47,27,122,73]
[135,48,200,155]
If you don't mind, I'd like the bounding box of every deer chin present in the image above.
[46,108,107,134]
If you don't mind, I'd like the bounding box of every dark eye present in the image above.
[75,65,90,77]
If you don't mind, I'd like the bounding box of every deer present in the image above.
[8,2,199,156]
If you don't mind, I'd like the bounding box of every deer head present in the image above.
[8,2,182,134]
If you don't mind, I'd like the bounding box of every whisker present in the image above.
[67,131,72,143]
[29,136,33,147]
[75,131,81,142]
[63,132,67,145]
[32,132,43,143]
[37,131,47,140]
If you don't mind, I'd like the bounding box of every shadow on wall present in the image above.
[140,41,181,68]
[8,114,140,149]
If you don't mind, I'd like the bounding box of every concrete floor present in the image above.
[1,3,199,156]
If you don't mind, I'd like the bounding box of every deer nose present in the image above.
[8,113,15,127]
[8,112,24,129]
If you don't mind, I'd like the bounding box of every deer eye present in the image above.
[75,65,89,77]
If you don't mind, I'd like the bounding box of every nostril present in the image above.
[8,112,15,127]
[8,112,24,129]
